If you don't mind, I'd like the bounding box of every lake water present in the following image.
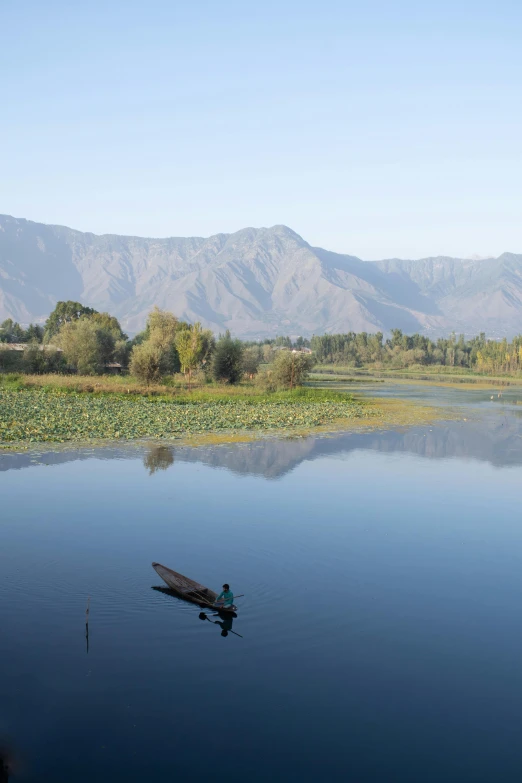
[3,384,522,782]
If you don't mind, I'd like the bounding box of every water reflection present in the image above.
[199,612,242,639]
[4,376,522,479]
[0,744,16,783]
[0,755,9,783]
[2,411,522,478]
[143,446,174,475]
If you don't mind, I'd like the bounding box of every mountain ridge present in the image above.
[0,214,520,337]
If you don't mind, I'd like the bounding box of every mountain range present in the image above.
[1,214,521,338]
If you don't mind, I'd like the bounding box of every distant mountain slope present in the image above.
[0,214,520,337]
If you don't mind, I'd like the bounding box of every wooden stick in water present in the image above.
[85,596,90,654]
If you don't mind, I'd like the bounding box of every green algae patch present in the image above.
[0,387,382,448]
[0,385,450,451]
[353,396,455,429]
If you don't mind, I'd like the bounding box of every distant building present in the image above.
[105,362,123,374]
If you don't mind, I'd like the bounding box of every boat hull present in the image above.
[152,562,238,615]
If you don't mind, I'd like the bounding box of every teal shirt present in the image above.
[217,590,234,606]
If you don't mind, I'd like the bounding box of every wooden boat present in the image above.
[152,562,238,614]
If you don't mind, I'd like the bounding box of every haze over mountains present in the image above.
[1,214,521,338]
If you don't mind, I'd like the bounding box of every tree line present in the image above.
[0,301,314,388]
[5,302,520,381]
[309,329,522,375]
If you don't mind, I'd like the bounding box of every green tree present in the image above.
[262,343,274,363]
[147,307,178,348]
[45,301,97,340]
[129,341,165,383]
[271,351,315,389]
[390,329,403,349]
[57,318,103,375]
[147,307,180,373]
[25,324,44,343]
[22,341,47,373]
[22,341,65,374]
[90,312,127,340]
[94,327,116,366]
[175,322,205,388]
[294,336,310,350]
[113,338,131,368]
[55,310,128,372]
[0,319,25,343]
[242,346,261,378]
[197,327,215,379]
[127,308,182,378]
[0,346,22,370]
[212,332,244,384]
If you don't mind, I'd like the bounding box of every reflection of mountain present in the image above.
[175,438,318,479]
[2,412,522,476]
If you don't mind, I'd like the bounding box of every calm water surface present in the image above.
[2,384,522,782]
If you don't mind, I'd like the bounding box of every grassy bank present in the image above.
[0,372,260,398]
[311,365,522,387]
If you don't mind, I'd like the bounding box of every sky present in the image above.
[1,0,521,259]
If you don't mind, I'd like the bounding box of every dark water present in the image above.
[3,385,522,782]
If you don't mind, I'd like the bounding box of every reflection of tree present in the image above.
[143,446,174,475]
[5,411,522,478]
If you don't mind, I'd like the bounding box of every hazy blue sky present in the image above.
[1,0,520,258]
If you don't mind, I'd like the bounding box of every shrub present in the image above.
[0,348,23,372]
[254,370,277,392]
[22,342,66,374]
[271,351,315,389]
[129,342,166,383]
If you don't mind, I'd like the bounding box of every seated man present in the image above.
[214,583,234,609]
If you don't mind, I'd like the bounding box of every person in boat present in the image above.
[214,583,234,610]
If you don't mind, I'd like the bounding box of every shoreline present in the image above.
[0,392,446,453]
[311,370,522,389]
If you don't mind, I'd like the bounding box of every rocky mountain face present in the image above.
[1,214,520,337]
